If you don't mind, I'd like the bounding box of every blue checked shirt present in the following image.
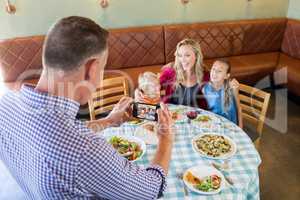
[0,85,166,200]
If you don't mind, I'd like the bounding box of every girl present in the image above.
[203,60,243,127]
[134,72,161,105]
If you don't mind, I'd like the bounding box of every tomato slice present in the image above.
[211,175,221,189]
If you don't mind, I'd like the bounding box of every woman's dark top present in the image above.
[169,83,208,109]
[159,64,209,109]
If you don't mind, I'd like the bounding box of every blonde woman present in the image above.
[159,39,209,108]
[160,38,239,109]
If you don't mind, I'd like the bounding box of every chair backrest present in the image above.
[88,76,129,120]
[239,84,271,135]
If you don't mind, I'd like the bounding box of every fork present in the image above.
[176,172,189,196]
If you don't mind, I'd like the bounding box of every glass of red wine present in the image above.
[186,110,198,123]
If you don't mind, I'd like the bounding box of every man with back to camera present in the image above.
[0,16,174,199]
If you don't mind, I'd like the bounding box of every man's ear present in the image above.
[84,58,98,81]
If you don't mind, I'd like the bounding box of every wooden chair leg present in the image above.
[254,138,260,150]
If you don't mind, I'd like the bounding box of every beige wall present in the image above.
[287,0,300,19]
[0,0,289,39]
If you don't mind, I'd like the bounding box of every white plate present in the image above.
[191,114,219,123]
[190,114,222,129]
[134,122,158,145]
[170,111,186,123]
[183,165,225,195]
[127,118,146,125]
[169,107,188,123]
[192,133,237,160]
[106,135,146,162]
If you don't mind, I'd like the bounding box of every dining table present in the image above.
[0,104,261,200]
[100,104,261,200]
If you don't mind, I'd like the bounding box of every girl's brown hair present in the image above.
[215,59,232,112]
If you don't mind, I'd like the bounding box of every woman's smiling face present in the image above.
[177,45,196,72]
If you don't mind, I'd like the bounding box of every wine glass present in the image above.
[186,110,198,123]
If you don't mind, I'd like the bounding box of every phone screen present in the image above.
[132,102,160,121]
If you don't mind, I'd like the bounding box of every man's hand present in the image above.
[105,96,133,127]
[151,103,174,175]
[157,103,174,142]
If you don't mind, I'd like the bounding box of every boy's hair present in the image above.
[138,72,160,97]
[214,59,232,111]
[43,16,109,71]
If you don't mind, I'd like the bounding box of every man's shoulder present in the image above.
[73,120,109,148]
[0,90,19,112]
[0,89,18,100]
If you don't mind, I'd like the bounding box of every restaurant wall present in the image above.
[287,0,300,19]
[0,0,289,39]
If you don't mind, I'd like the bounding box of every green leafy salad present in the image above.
[109,136,143,161]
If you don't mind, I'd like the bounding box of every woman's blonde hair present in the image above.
[173,38,204,85]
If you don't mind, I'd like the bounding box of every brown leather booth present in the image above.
[279,19,300,96]
[164,18,286,85]
[1,18,299,97]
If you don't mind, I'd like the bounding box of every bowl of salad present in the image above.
[108,135,146,162]
[183,165,225,195]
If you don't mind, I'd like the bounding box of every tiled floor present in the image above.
[1,89,299,199]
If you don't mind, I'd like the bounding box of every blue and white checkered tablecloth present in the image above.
[100,105,261,200]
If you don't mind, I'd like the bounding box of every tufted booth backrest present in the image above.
[107,26,165,69]
[0,18,288,83]
[164,18,286,63]
[0,36,44,82]
[281,19,300,60]
[0,26,165,82]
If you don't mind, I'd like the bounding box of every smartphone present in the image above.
[132,102,160,121]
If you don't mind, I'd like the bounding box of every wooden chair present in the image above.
[88,76,129,120]
[239,84,271,149]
